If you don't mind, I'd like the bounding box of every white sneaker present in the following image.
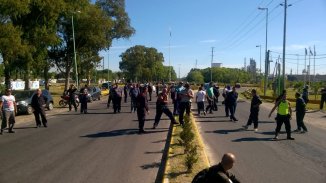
[254,128,258,132]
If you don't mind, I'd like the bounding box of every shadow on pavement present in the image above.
[232,137,273,142]
[206,128,243,134]
[259,121,275,124]
[141,162,161,169]
[13,126,37,130]
[194,116,226,119]
[196,120,232,123]
[80,128,139,138]
[145,150,164,154]
[152,139,166,144]
[167,171,188,179]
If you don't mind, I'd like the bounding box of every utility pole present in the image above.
[308,47,312,86]
[195,59,198,69]
[281,0,291,91]
[178,64,181,80]
[258,6,268,96]
[211,47,214,82]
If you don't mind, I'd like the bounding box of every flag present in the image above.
[305,48,307,55]
[309,47,313,55]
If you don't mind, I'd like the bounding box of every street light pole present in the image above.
[72,14,78,89]
[256,45,262,75]
[258,7,268,96]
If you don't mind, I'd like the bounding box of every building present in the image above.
[211,62,222,68]
[247,58,256,74]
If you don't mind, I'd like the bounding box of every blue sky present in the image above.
[99,0,326,77]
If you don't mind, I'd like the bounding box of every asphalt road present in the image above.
[0,97,171,183]
[195,97,326,183]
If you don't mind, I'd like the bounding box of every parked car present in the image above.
[13,90,54,115]
[87,86,101,102]
[101,82,112,90]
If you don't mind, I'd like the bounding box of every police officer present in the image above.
[112,83,123,113]
[320,86,326,111]
[136,86,149,134]
[213,84,220,111]
[153,88,178,129]
[269,93,295,140]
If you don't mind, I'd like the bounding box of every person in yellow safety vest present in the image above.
[268,93,295,140]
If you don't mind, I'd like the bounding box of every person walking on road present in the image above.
[0,88,17,134]
[227,86,238,122]
[129,83,140,113]
[112,83,123,113]
[293,92,308,133]
[136,86,149,134]
[123,83,129,103]
[178,83,193,125]
[174,82,184,116]
[79,88,88,114]
[243,89,262,131]
[213,84,220,111]
[268,93,295,140]
[302,85,309,104]
[67,84,77,112]
[147,83,153,101]
[196,86,206,116]
[222,85,231,117]
[205,82,215,114]
[153,88,178,129]
[31,88,48,128]
[192,153,240,183]
[320,86,326,111]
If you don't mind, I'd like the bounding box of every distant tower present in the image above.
[244,57,247,71]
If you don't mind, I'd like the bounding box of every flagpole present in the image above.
[313,45,316,82]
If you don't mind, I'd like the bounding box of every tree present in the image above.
[186,69,204,84]
[119,45,160,82]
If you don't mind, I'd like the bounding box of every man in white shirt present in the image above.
[0,89,17,134]
[196,86,206,116]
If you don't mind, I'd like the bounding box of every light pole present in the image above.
[256,45,262,75]
[281,0,291,91]
[72,11,80,88]
[258,7,268,96]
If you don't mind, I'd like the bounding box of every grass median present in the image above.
[164,114,209,183]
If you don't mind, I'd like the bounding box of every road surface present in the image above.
[195,96,326,183]
[0,98,171,183]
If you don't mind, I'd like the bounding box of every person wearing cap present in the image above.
[136,86,149,134]
[153,88,178,129]
[67,84,77,112]
[294,92,308,133]
[268,92,295,140]
[243,89,262,131]
[178,83,193,125]
[0,88,17,134]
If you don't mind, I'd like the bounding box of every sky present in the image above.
[99,0,326,78]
